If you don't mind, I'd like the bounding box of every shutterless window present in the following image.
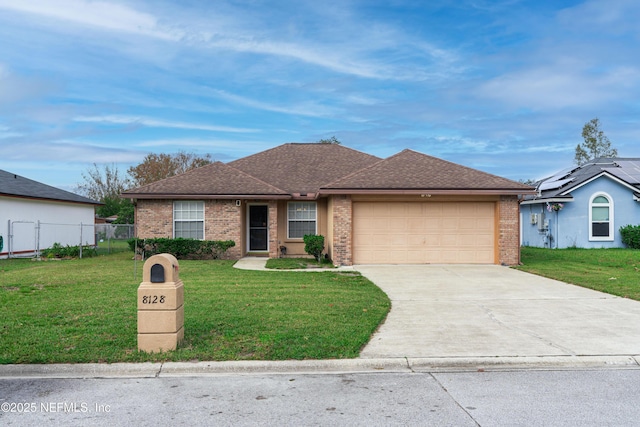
[590,194,612,240]
[288,202,317,239]
[174,201,204,239]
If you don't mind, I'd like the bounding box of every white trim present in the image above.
[520,197,573,206]
[560,172,639,196]
[287,201,317,239]
[588,192,614,241]
[173,200,205,240]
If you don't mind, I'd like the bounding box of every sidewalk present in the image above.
[2,258,640,379]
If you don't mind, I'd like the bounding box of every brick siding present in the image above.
[331,195,353,266]
[498,195,521,265]
[136,199,242,259]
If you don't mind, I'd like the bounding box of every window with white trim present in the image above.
[287,202,317,239]
[173,201,204,239]
[589,193,613,240]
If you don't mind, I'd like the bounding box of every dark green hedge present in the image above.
[620,225,640,249]
[128,238,235,260]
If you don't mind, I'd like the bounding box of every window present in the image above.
[173,201,204,239]
[589,193,613,240]
[287,202,317,239]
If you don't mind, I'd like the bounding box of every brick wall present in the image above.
[204,200,242,259]
[135,199,243,259]
[136,200,173,238]
[498,195,521,265]
[268,200,279,259]
[331,195,353,266]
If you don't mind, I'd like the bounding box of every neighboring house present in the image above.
[122,143,534,266]
[0,170,100,258]
[521,158,640,249]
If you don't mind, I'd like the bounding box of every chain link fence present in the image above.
[2,220,135,258]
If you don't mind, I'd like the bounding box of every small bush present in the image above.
[303,234,324,262]
[620,225,640,249]
[127,238,235,260]
[41,242,97,259]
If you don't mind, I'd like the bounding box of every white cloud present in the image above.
[73,115,259,133]
[0,0,179,40]
[475,64,640,110]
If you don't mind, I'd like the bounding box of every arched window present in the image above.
[589,193,613,241]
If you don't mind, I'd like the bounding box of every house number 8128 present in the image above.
[142,295,166,304]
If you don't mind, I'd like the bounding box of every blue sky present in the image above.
[1,0,639,192]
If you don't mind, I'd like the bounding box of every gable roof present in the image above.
[122,161,290,199]
[321,149,533,195]
[529,158,640,201]
[229,143,381,195]
[0,169,99,205]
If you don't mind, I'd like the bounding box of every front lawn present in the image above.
[0,252,390,364]
[517,247,640,300]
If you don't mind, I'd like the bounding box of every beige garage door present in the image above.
[353,202,495,264]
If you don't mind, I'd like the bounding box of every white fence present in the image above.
[2,220,135,258]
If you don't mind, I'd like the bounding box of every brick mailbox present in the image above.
[138,253,184,352]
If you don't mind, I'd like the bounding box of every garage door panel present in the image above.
[353,202,495,264]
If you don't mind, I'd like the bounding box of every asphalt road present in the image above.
[2,368,640,426]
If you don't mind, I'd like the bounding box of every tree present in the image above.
[317,136,341,144]
[75,163,134,222]
[128,151,212,187]
[574,118,617,165]
[76,163,131,202]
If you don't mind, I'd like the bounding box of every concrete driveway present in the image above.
[354,265,640,360]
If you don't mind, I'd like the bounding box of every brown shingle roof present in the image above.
[122,161,288,199]
[321,149,534,193]
[229,143,381,195]
[123,144,534,199]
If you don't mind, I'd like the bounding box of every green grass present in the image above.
[265,257,335,269]
[0,252,389,364]
[95,239,131,255]
[517,247,640,300]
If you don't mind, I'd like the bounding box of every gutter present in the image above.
[121,193,292,200]
[318,188,536,196]
[520,196,574,205]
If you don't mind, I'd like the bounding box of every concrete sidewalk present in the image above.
[2,260,640,379]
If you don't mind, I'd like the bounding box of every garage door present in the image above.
[353,202,495,264]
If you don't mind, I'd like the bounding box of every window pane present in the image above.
[593,196,609,204]
[174,201,204,239]
[592,222,609,237]
[175,221,204,239]
[592,206,609,221]
[289,221,316,239]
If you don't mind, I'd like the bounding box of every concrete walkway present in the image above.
[3,260,640,379]
[355,264,640,362]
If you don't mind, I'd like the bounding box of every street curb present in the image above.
[1,356,639,379]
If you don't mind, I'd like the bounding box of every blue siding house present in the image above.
[521,158,640,249]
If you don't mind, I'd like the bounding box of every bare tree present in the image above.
[76,163,131,201]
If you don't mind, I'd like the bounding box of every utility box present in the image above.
[137,253,184,352]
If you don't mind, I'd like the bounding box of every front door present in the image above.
[248,205,268,251]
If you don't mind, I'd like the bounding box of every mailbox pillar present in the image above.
[137,253,184,352]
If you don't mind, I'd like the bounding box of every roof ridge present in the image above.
[223,163,288,194]
[123,161,288,195]
[320,152,390,188]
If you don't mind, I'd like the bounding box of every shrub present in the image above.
[303,234,325,262]
[127,238,235,260]
[620,225,640,249]
[41,243,97,259]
